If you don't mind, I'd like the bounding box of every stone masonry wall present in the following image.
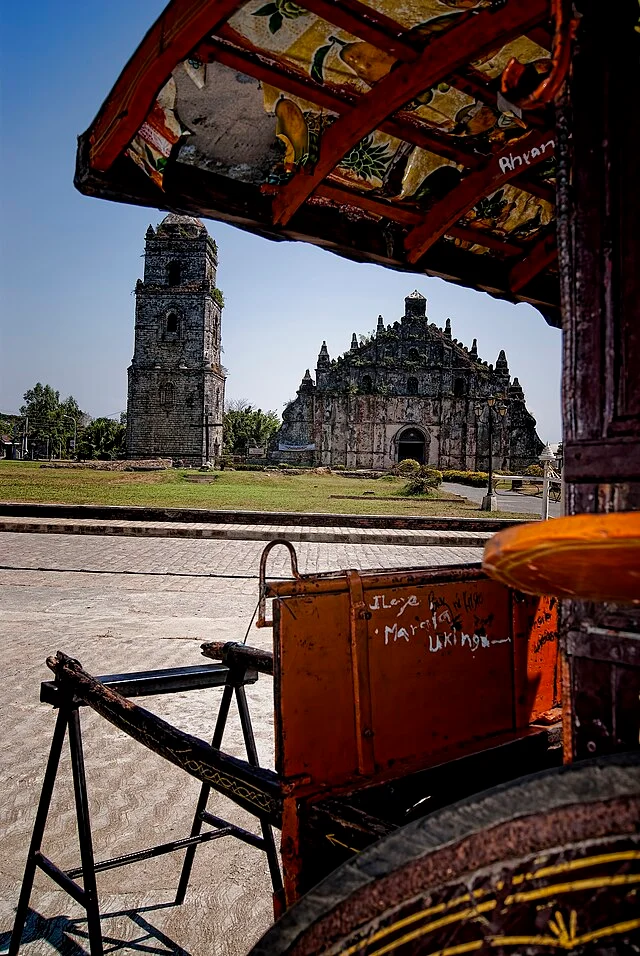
[272,291,542,472]
[126,215,225,466]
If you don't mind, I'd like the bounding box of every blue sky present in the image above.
[0,0,562,442]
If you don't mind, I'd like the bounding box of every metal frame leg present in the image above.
[235,684,284,905]
[175,681,234,904]
[9,708,70,956]
[67,707,103,955]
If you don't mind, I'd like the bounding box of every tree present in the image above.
[223,402,281,454]
[20,383,84,456]
[0,415,19,438]
[76,418,126,460]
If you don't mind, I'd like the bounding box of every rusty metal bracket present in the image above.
[346,570,376,777]
[256,540,301,629]
[501,0,579,109]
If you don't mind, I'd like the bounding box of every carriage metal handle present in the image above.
[256,540,301,628]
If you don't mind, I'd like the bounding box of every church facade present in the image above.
[273,291,542,472]
[126,214,225,466]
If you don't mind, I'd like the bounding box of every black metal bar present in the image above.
[40,663,258,707]
[202,642,274,676]
[175,680,235,904]
[68,826,233,878]
[200,811,266,851]
[35,853,87,905]
[9,708,69,956]
[48,654,283,826]
[68,707,103,956]
[235,683,284,896]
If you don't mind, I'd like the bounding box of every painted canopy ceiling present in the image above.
[76,0,560,324]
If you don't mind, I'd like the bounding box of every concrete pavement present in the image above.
[0,533,483,956]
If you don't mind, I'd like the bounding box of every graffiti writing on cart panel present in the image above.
[368,590,510,655]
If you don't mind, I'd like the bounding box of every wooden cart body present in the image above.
[266,562,559,901]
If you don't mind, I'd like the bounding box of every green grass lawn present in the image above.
[0,462,538,518]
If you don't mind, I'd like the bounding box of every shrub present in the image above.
[418,466,443,486]
[523,463,544,477]
[333,463,346,471]
[442,469,490,487]
[394,458,421,476]
[403,477,435,496]
[233,463,266,471]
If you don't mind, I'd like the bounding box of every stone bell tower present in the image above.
[126,214,226,466]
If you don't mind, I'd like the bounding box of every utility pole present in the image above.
[189,412,222,464]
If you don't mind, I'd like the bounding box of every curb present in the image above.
[0,501,525,533]
[0,519,490,548]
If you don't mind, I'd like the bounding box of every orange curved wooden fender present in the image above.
[483,513,640,603]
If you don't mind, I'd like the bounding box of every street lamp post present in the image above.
[475,395,507,512]
[539,443,557,521]
[62,415,78,458]
[555,441,564,515]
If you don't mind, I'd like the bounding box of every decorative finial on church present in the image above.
[404,289,426,319]
[470,338,478,358]
[377,315,384,333]
[351,333,358,351]
[317,341,330,366]
[300,369,314,390]
[509,376,525,400]
[496,349,509,372]
[146,224,155,239]
[444,317,452,339]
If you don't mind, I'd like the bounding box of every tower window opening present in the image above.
[454,377,465,397]
[166,312,179,335]
[361,375,373,394]
[167,261,181,286]
[407,377,418,396]
[408,348,420,363]
[160,383,175,406]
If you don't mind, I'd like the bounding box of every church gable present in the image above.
[273,291,542,473]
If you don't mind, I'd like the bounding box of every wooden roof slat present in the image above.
[314,183,422,225]
[200,36,351,113]
[509,228,557,291]
[404,128,555,264]
[300,0,418,62]
[89,0,246,172]
[203,33,486,168]
[446,224,524,257]
[270,0,549,227]
[314,183,525,255]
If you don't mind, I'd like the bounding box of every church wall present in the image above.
[273,292,543,473]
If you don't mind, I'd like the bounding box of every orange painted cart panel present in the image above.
[269,565,559,795]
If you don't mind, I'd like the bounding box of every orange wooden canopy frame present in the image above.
[76,0,562,324]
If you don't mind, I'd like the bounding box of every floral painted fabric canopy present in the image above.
[76,0,560,324]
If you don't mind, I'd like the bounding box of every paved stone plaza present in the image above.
[0,533,482,956]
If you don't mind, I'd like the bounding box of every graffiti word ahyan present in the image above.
[499,138,555,174]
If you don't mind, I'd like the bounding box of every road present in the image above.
[442,481,562,518]
[0,533,482,956]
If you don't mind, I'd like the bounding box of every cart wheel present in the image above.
[249,755,640,955]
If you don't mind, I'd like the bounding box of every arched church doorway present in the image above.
[397,427,426,465]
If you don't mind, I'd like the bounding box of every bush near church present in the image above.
[442,469,490,487]
[403,467,444,496]
[393,458,421,476]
